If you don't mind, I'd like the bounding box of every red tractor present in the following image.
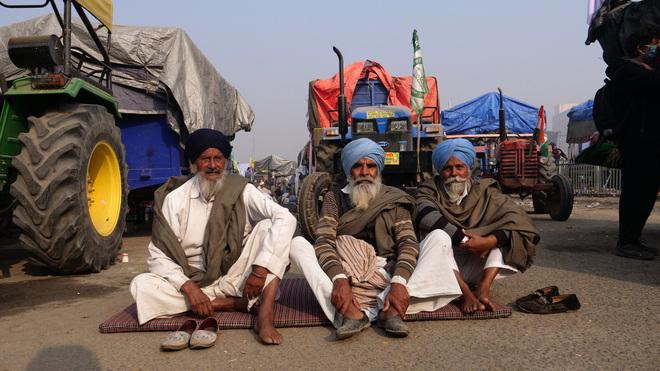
[477,89,573,221]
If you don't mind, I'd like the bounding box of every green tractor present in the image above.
[0,0,128,273]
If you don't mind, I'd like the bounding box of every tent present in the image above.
[566,100,597,144]
[0,14,254,138]
[253,155,297,176]
[440,92,539,136]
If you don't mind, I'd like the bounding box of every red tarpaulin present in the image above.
[307,60,440,132]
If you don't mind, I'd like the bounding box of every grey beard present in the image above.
[443,175,470,204]
[349,174,383,211]
[197,172,226,200]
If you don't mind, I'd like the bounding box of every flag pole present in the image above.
[411,29,428,183]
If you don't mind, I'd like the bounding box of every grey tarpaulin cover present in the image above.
[0,14,254,138]
[253,155,297,176]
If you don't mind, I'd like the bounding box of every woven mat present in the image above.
[99,278,510,333]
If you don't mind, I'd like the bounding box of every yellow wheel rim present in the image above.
[87,141,122,236]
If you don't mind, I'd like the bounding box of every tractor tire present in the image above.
[297,172,332,243]
[532,192,548,214]
[547,174,573,221]
[316,143,339,173]
[10,103,128,274]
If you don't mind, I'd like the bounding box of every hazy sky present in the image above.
[0,0,607,163]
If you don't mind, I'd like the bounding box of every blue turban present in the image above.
[185,128,232,163]
[341,138,385,177]
[432,138,476,173]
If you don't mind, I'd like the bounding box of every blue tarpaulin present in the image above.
[567,100,594,121]
[441,92,540,135]
[566,100,597,144]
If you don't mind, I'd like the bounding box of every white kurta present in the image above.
[289,230,462,328]
[130,176,296,324]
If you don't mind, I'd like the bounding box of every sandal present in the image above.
[190,317,219,349]
[161,319,197,351]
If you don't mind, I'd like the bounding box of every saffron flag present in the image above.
[410,29,429,115]
[532,106,549,157]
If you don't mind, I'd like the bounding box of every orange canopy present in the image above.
[307,60,440,132]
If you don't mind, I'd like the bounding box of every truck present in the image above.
[0,0,254,273]
[296,47,443,242]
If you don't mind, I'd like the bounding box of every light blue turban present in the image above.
[341,138,385,177]
[432,138,476,173]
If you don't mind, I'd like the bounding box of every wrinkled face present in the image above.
[350,158,379,183]
[440,155,469,182]
[195,147,226,181]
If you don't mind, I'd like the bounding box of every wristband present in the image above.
[251,271,266,279]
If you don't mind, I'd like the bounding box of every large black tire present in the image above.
[10,103,128,274]
[532,192,548,214]
[297,172,332,243]
[547,174,573,221]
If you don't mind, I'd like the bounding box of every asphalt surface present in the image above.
[0,197,658,370]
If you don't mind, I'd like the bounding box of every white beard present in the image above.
[349,174,383,211]
[443,175,470,204]
[197,171,226,201]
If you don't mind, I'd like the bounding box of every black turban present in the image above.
[185,128,232,163]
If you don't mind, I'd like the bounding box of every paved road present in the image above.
[0,197,658,370]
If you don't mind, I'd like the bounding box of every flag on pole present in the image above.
[532,106,549,157]
[411,29,429,115]
[249,156,255,169]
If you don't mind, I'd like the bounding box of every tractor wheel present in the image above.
[547,174,573,221]
[532,193,548,214]
[297,172,332,243]
[316,143,339,173]
[10,103,128,274]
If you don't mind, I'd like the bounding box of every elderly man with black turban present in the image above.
[416,138,540,314]
[130,129,296,347]
[290,138,461,340]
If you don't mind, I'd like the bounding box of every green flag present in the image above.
[411,29,429,115]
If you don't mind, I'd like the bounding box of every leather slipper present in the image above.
[190,317,219,349]
[376,314,410,337]
[336,313,370,340]
[515,286,559,305]
[162,319,197,351]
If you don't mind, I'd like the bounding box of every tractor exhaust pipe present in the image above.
[333,46,348,142]
[498,87,507,142]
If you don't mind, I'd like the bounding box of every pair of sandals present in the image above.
[516,285,581,314]
[161,317,219,351]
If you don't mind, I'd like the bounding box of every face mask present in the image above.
[644,45,660,65]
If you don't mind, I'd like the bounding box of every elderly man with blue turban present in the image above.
[130,128,296,347]
[290,138,461,339]
[416,138,540,314]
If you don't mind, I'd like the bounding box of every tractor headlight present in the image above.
[488,157,498,167]
[389,119,408,132]
[355,121,377,133]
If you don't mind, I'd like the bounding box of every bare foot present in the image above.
[459,291,486,313]
[475,286,496,312]
[254,315,282,345]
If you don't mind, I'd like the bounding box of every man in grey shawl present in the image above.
[290,138,461,340]
[416,138,540,314]
[130,129,296,345]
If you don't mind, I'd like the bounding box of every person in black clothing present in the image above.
[607,24,660,260]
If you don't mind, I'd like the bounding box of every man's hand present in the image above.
[382,282,410,319]
[460,230,498,258]
[243,265,268,299]
[180,280,214,318]
[331,278,360,316]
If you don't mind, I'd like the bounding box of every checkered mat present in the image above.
[99,278,511,333]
